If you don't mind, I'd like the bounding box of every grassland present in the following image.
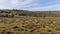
[0,10,60,34]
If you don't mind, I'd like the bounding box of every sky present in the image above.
[0,0,60,11]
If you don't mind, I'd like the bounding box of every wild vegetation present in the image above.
[0,9,60,34]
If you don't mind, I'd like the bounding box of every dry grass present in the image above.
[0,16,60,34]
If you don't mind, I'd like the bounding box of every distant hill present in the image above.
[0,9,60,17]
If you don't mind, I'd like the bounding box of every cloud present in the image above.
[0,0,60,11]
[21,0,60,11]
[10,0,39,9]
[0,0,6,3]
[10,0,36,6]
[27,4,60,11]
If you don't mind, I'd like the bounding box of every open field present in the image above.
[0,10,60,34]
[0,16,60,34]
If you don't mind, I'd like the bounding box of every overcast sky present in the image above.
[0,0,60,11]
